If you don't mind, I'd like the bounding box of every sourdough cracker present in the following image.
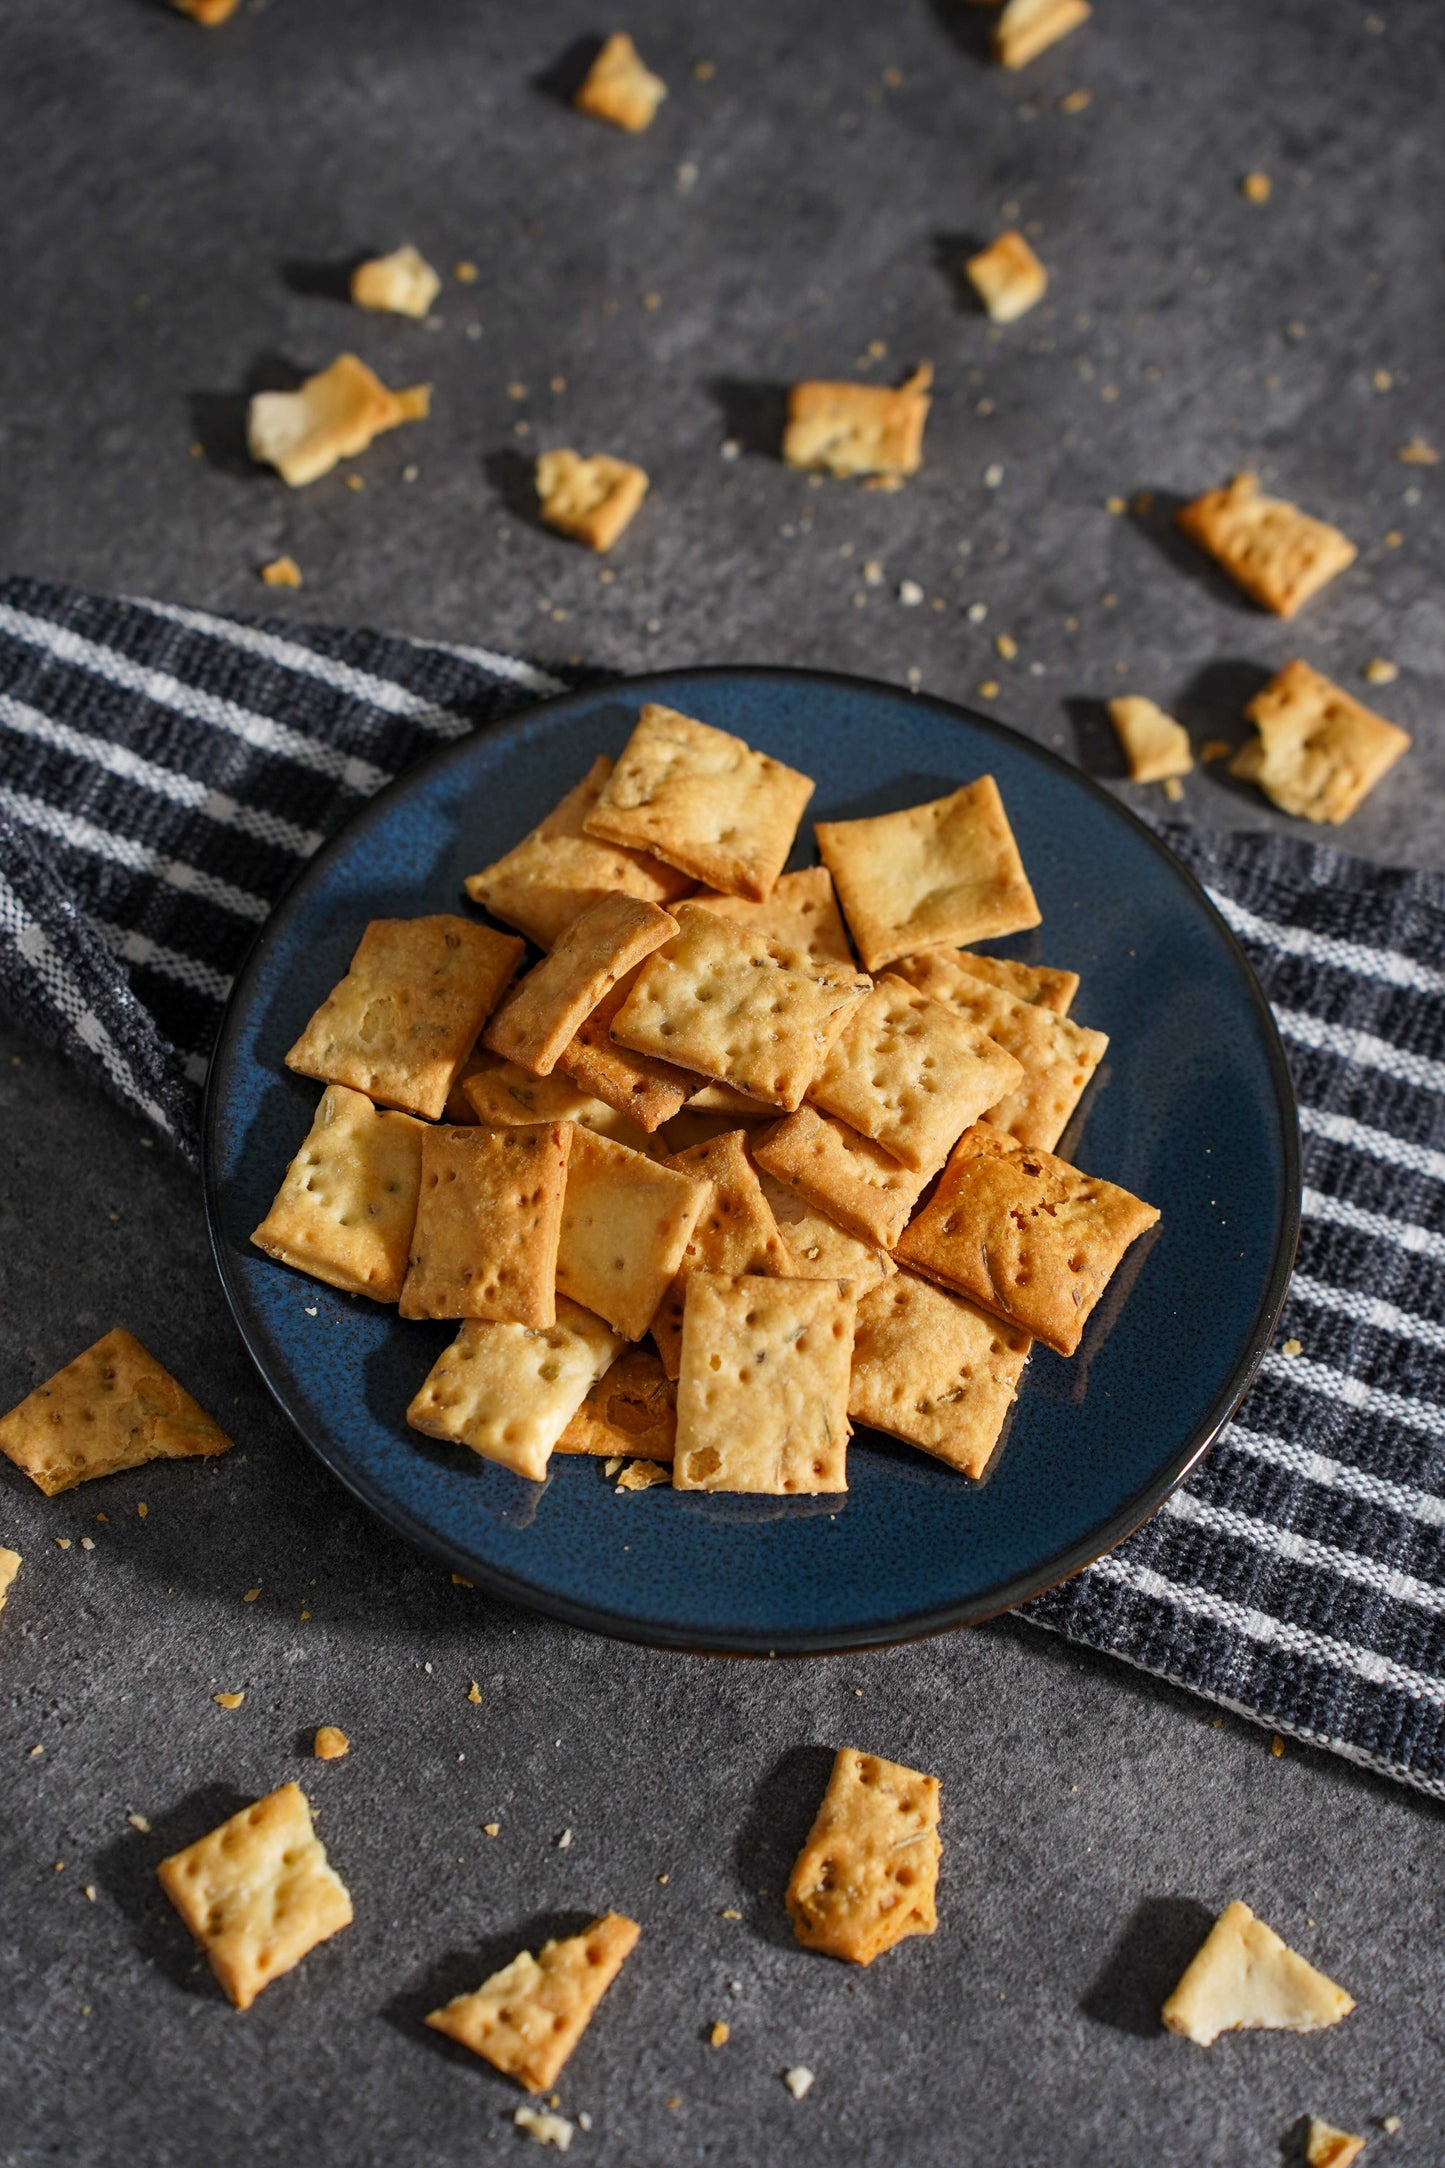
[1175,473,1357,617]
[156,1782,352,2010]
[1162,1901,1355,2047]
[406,1299,624,1480]
[786,1748,941,1965]
[848,1273,1030,1478]
[583,706,815,902]
[350,244,440,319]
[426,1913,640,2092]
[992,0,1092,68]
[651,1129,794,1376]
[757,1173,897,1291]
[754,1108,930,1250]
[1107,695,1194,784]
[890,952,1107,1151]
[556,1128,710,1340]
[536,449,649,551]
[0,1548,20,1616]
[286,914,523,1120]
[673,1272,857,1493]
[0,1329,232,1497]
[251,1084,426,1303]
[462,1059,653,1154]
[1304,2121,1366,2168]
[400,1123,570,1326]
[809,974,1025,1172]
[247,354,429,488]
[782,365,933,479]
[484,894,680,1075]
[966,231,1048,323]
[553,964,696,1131]
[686,866,854,968]
[1232,659,1410,824]
[574,32,667,130]
[945,950,1079,1016]
[554,1346,677,1460]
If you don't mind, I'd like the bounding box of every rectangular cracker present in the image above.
[0,1328,232,1497]
[754,1108,931,1250]
[891,951,1107,1152]
[464,757,693,952]
[251,1084,426,1303]
[895,1121,1159,1356]
[406,1299,624,1480]
[945,950,1079,1016]
[686,866,854,968]
[757,1172,897,1292]
[849,1272,1030,1478]
[1175,473,1357,617]
[553,963,696,1131]
[992,0,1092,69]
[536,448,649,551]
[650,1129,794,1377]
[156,1782,352,2010]
[554,1345,677,1461]
[556,1128,711,1340]
[426,1913,640,2094]
[483,893,680,1077]
[399,1123,570,1326]
[816,778,1040,973]
[1107,695,1194,784]
[582,705,815,902]
[782,365,933,478]
[809,974,1025,1172]
[673,1272,857,1494]
[785,1748,941,1965]
[610,904,868,1112]
[1232,658,1411,824]
[462,1058,655,1155]
[286,914,524,1120]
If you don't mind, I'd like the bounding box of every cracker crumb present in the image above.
[1162,777,1185,803]
[1105,495,1127,515]
[128,1812,150,1832]
[783,2066,815,2101]
[1201,739,1232,762]
[1363,657,1399,685]
[898,580,924,607]
[694,59,715,80]
[484,1821,501,1837]
[863,560,884,586]
[979,679,1000,699]
[314,1726,350,1760]
[84,1884,96,1901]
[137,1503,148,1518]
[577,2113,592,2131]
[995,633,1018,660]
[1283,1337,1303,1356]
[454,261,478,283]
[1060,85,1092,111]
[514,2105,575,2151]
[967,600,987,623]
[55,1537,72,1550]
[1384,530,1403,547]
[1241,171,1272,204]
[213,1691,246,1710]
[557,1828,573,1849]
[721,1907,741,1919]
[29,1744,44,1758]
[1382,2115,1402,2133]
[80,1536,95,1551]
[676,162,698,190]
[243,1586,261,1602]
[721,439,741,461]
[1373,368,1393,392]
[710,2020,731,2047]
[1272,1734,1286,1756]
[1398,437,1438,464]
[260,556,302,589]
[984,462,1004,488]
[452,1573,474,1588]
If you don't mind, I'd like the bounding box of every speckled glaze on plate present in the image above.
[203,668,1300,1654]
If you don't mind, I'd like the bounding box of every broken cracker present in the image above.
[685,865,854,968]
[673,1271,857,1494]
[809,973,1025,1173]
[0,1329,231,1498]
[1162,1900,1355,2047]
[406,1299,624,1481]
[783,364,933,479]
[849,1272,1030,1478]
[1231,659,1410,824]
[943,950,1078,1016]
[786,1747,941,1965]
[755,1108,930,1250]
[554,1345,677,1461]
[966,231,1048,323]
[1304,2121,1366,2168]
[463,1057,654,1155]
[1175,473,1357,617]
[650,1128,794,1377]
[615,1457,670,1491]
[251,1084,426,1304]
[553,964,696,1133]
[536,449,649,552]
[426,1913,640,2092]
[399,1123,571,1327]
[350,244,441,319]
[1108,695,1194,784]
[0,1548,21,1617]
[992,0,1092,69]
[247,353,430,488]
[757,1172,897,1292]
[574,32,667,131]
[484,894,680,1076]
[171,0,241,22]
[556,1128,710,1340]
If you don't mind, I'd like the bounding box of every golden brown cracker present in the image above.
[674,1271,857,1494]
[944,950,1079,1016]
[574,32,667,130]
[1107,695,1194,784]
[536,449,650,551]
[247,354,429,488]
[0,1548,21,1616]
[753,1107,931,1250]
[554,1346,677,1461]
[251,1084,426,1304]
[992,0,1092,68]
[849,1272,1030,1478]
[965,231,1048,322]
[808,973,1025,1172]
[553,963,696,1131]
[782,365,933,478]
[0,1329,231,1498]
[350,244,440,319]
[686,866,854,968]
[426,1913,640,2092]
[406,1300,624,1480]
[462,1058,654,1154]
[1304,2122,1366,2168]
[650,1129,794,1376]
[399,1123,570,1326]
[556,1128,710,1340]
[786,1748,941,1965]
[757,1173,897,1291]
[483,893,679,1075]
[1175,473,1357,617]
[1232,659,1410,824]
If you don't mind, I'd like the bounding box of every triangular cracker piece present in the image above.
[849,1272,1030,1478]
[673,1272,856,1494]
[555,1129,710,1340]
[1162,1900,1355,2047]
[686,866,854,968]
[399,1122,571,1326]
[782,365,933,479]
[786,1748,941,1965]
[808,974,1024,1172]
[483,893,680,1076]
[247,353,429,488]
[992,0,1092,69]
[406,1300,624,1480]
[252,1084,426,1304]
[573,32,667,130]
[426,1913,640,2092]
[650,1129,793,1377]
[1232,659,1410,825]
[1108,695,1194,784]
[1175,473,1357,617]
[0,1329,231,1497]
[554,1346,677,1461]
[1305,2120,1367,2168]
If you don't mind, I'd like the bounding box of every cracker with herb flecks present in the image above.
[426,1913,640,2092]
[754,1107,931,1250]
[1175,473,1357,617]
[849,1272,1030,1478]
[251,1084,426,1303]
[0,1329,232,1497]
[1232,659,1410,824]
[553,963,696,1131]
[286,914,523,1121]
[554,1346,677,1461]
[783,366,933,478]
[943,950,1079,1016]
[536,450,650,552]
[484,893,680,1076]
[650,1129,794,1377]
[1108,695,1194,784]
[555,1128,710,1340]
[992,0,1092,69]
[757,1173,897,1292]
[809,974,1024,1172]
[673,1271,857,1494]
[786,1748,941,1965]
[966,231,1048,323]
[406,1300,624,1480]
[399,1123,571,1326]
[1161,1900,1355,2047]
[247,354,429,488]
[686,866,854,968]
[462,1058,654,1154]
[574,31,667,130]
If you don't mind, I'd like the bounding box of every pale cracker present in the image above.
[673,1271,857,1494]
[1232,659,1410,824]
[1304,2120,1366,2168]
[555,1128,710,1340]
[286,914,524,1121]
[1175,473,1357,617]
[554,1346,677,1461]
[757,1172,897,1292]
[400,1123,570,1326]
[536,449,649,552]
[786,1747,941,1966]
[895,1121,1159,1357]
[427,1912,640,2093]
[350,244,440,319]
[1162,1900,1355,2047]
[816,777,1040,972]
[685,866,854,968]
[251,1084,426,1303]
[992,0,1092,69]
[650,1129,794,1377]
[156,1782,352,2010]
[782,364,933,478]
[1107,695,1194,784]
[462,1059,654,1154]
[0,1548,20,1616]
[848,1272,1030,1478]
[406,1299,624,1481]
[247,353,429,488]
[553,964,696,1132]
[945,950,1079,1016]
[753,1108,931,1250]
[0,1328,232,1498]
[574,32,667,130]
[584,706,815,902]
[808,973,1025,1172]
[965,231,1048,323]
[483,894,680,1076]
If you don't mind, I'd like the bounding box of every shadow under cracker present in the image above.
[187,352,305,478]
[485,447,548,533]
[1080,1893,1215,2036]
[706,377,790,462]
[931,232,989,313]
[281,254,368,304]
[1064,695,1129,783]
[732,1741,836,1951]
[93,1780,255,1999]
[922,0,994,63]
[533,35,607,109]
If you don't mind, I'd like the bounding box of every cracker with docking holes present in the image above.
[554,1346,677,1461]
[1175,473,1357,617]
[426,1913,640,2092]
[350,244,440,319]
[942,950,1079,1016]
[754,1107,931,1250]
[536,449,649,552]
[0,1328,231,1497]
[1232,659,1410,824]
[966,231,1048,323]
[786,1748,941,1965]
[992,0,1092,69]
[686,865,854,968]
[554,964,697,1132]
[757,1172,897,1292]
[1162,1900,1355,2047]
[252,1084,426,1304]
[673,1271,857,1494]
[1108,695,1194,784]
[399,1122,571,1326]
[651,1128,794,1377]
[247,354,429,488]
[849,1273,1030,1478]
[406,1299,624,1480]
[555,1128,710,1340]
[783,365,933,479]
[809,973,1025,1172]
[483,893,680,1076]
[462,1059,654,1154]
[574,32,667,130]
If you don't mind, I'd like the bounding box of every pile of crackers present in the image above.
[253,701,1160,1496]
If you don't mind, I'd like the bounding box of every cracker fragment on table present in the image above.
[1108,695,1194,784]
[484,894,680,1076]
[426,1913,640,2092]
[463,1057,654,1154]
[942,950,1079,1016]
[556,1128,710,1340]
[673,1272,857,1493]
[1230,659,1410,824]
[536,449,649,551]
[809,974,1024,1172]
[350,244,441,319]
[782,364,933,479]
[0,1329,231,1497]
[553,965,696,1132]
[400,1122,571,1326]
[685,866,854,968]
[992,0,1092,69]
[1161,1900,1355,2047]
[650,1128,794,1377]
[554,1345,677,1460]
[1175,473,1357,617]
[251,1084,426,1304]
[260,555,302,588]
[966,232,1048,323]
[406,1299,624,1480]
[757,1173,897,1291]
[574,32,667,131]
[0,1548,21,1618]
[786,1747,941,1964]
[247,354,430,488]
[1304,2119,1366,2168]
[171,0,241,22]
[313,1726,350,1761]
[755,1107,931,1250]
[615,1457,671,1490]
[848,1272,1030,1478]
[156,1782,352,2010]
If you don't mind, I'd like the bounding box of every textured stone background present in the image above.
[1,2,1442,2164]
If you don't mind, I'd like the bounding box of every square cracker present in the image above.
[786,1748,941,1966]
[895,1121,1159,1357]
[944,950,1078,1016]
[650,1129,794,1377]
[406,1298,624,1481]
[574,29,667,130]
[583,705,815,902]
[536,449,649,552]
[782,365,933,478]
[758,1172,897,1293]
[890,952,1108,1152]
[556,1128,711,1340]
[1232,658,1410,824]
[483,893,680,1076]
[251,1084,426,1304]
[610,904,868,1112]
[754,1108,931,1250]
[400,1123,571,1326]
[673,1272,857,1494]
[286,914,523,1121]
[426,1913,640,2094]
[992,0,1092,69]
[809,974,1025,1172]
[966,231,1048,323]
[816,777,1040,973]
[1107,695,1194,785]
[462,1058,654,1155]
[553,964,696,1132]
[156,1782,352,2010]
[464,757,693,953]
[849,1272,1030,1478]
[0,1328,231,1497]
[686,866,854,969]
[554,1346,677,1461]
[1175,473,1357,617]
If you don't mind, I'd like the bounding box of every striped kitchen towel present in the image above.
[2,576,1442,1799]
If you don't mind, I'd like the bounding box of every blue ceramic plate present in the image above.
[203,669,1299,1654]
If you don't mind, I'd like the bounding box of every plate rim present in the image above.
[202,662,1302,1656]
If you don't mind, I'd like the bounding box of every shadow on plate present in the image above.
[1080,1893,1215,2035]
[732,1741,836,1951]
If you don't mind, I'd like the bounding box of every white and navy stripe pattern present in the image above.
[2,580,1442,1798]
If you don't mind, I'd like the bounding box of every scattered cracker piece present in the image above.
[1060,85,1092,111]
[849,1273,1030,1478]
[1305,2119,1366,2167]
[1175,473,1357,617]
[674,1272,857,1493]
[816,778,1039,973]
[286,914,523,1121]
[755,1108,931,1250]
[1241,170,1272,203]
[757,1172,897,1291]
[616,1457,671,1491]
[584,706,815,902]
[945,950,1078,1016]
[252,1084,426,1304]
[809,975,1024,1173]
[514,2107,575,2151]
[1398,437,1439,465]
[156,1782,352,2010]
[1107,695,1194,784]
[470,1684,484,1706]
[1162,1900,1354,2046]
[710,2020,731,2047]
[553,965,696,1132]
[426,1912,640,2092]
[536,449,649,552]
[314,1726,350,1761]
[685,867,854,969]
[350,244,441,319]
[651,1129,794,1376]
[574,33,667,131]
[993,0,1091,68]
[787,1747,941,1965]
[213,1691,245,1710]
[966,232,1048,324]
[783,365,933,479]
[555,1346,677,1460]
[0,1329,231,1497]
[783,2067,816,2101]
[247,354,429,488]
[1231,659,1410,824]
[465,756,694,952]
[485,894,680,1076]
[260,556,302,589]
[1201,738,1232,763]
[1162,777,1185,803]
[0,1547,19,1617]
[1363,658,1398,686]
[400,1123,571,1326]
[556,1128,710,1340]
[897,1121,1159,1356]
[171,0,241,21]
[462,1059,653,1155]
[407,1300,624,1480]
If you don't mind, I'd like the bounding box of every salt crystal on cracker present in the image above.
[0,1329,231,1498]
[426,1912,640,2091]
[786,1748,941,1964]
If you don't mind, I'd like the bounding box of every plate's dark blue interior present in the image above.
[204,669,1299,1653]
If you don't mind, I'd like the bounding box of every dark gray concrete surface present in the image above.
[1,3,1442,2164]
